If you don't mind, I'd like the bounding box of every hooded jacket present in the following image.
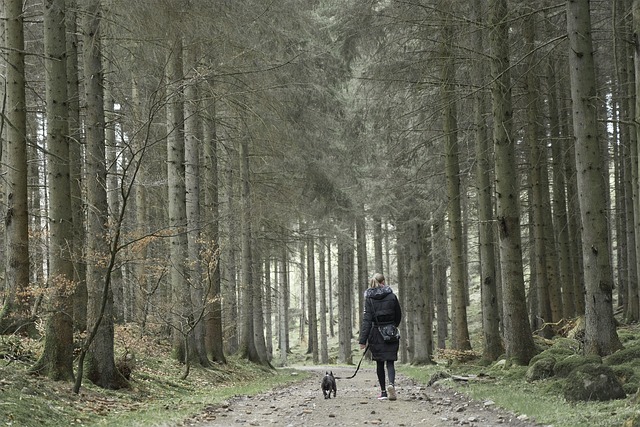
[358,285,402,361]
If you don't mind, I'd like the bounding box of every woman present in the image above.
[358,272,402,400]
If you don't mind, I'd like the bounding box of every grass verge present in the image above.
[400,362,638,427]
[1,343,310,427]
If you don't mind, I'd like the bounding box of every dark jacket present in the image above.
[358,285,402,361]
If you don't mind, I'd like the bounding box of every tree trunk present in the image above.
[409,222,432,364]
[489,0,536,365]
[472,0,502,361]
[567,0,622,356]
[0,0,31,335]
[166,37,196,366]
[562,91,586,315]
[442,19,470,351]
[183,44,209,367]
[373,215,383,273]
[66,0,87,333]
[524,10,553,337]
[278,254,289,366]
[431,220,448,350]
[545,8,576,318]
[337,225,354,365]
[81,0,126,389]
[307,235,318,363]
[356,211,367,330]
[202,89,226,363]
[104,66,123,323]
[223,156,239,354]
[396,230,409,362]
[264,256,273,360]
[30,0,74,381]
[318,236,329,364]
[238,136,270,366]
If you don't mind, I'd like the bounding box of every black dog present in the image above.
[321,371,337,399]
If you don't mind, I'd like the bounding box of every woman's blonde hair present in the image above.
[369,272,385,288]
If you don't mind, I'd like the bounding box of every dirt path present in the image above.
[185,366,546,427]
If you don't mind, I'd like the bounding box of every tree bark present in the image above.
[567,0,622,356]
[81,0,126,389]
[202,87,226,363]
[166,37,196,366]
[489,0,536,365]
[337,225,354,365]
[30,0,74,381]
[183,43,209,367]
[0,0,31,335]
[318,236,329,364]
[524,10,553,337]
[66,0,87,333]
[472,0,502,361]
[442,19,470,351]
[307,235,318,363]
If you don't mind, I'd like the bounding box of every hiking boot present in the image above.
[377,390,388,400]
[387,384,397,401]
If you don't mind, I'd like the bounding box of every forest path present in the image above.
[187,366,546,427]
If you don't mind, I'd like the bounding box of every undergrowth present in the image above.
[0,327,310,427]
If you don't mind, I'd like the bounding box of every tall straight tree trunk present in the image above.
[30,0,74,381]
[66,0,87,332]
[410,222,433,364]
[104,68,123,323]
[562,90,586,315]
[183,44,209,367]
[524,10,553,337]
[307,235,318,363]
[298,222,306,343]
[318,236,329,364]
[202,88,225,363]
[337,225,354,365]
[166,37,196,367]
[0,0,31,335]
[356,211,367,329]
[395,229,409,362]
[626,0,640,325]
[81,0,126,389]
[548,58,576,318]
[567,0,622,356]
[489,0,536,365]
[432,220,448,350]
[420,223,435,363]
[223,156,239,354]
[373,215,383,273]
[625,0,640,322]
[238,136,270,366]
[131,81,151,330]
[264,256,273,360]
[250,235,270,365]
[632,0,640,322]
[472,0,502,361]
[327,242,335,337]
[441,19,470,351]
[279,247,290,365]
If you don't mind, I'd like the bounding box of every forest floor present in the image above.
[183,366,545,427]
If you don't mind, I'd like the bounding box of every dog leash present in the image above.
[335,344,369,380]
